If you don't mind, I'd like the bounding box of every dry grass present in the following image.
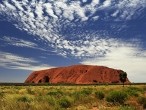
[0,85,146,110]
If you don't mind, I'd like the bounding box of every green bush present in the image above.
[17,96,31,102]
[59,97,72,108]
[72,91,93,104]
[14,86,21,90]
[80,88,92,95]
[27,88,35,95]
[119,105,136,110]
[72,91,84,101]
[138,96,146,104]
[143,86,146,91]
[138,96,146,109]
[125,87,142,97]
[72,89,92,101]
[95,91,105,100]
[48,96,56,106]
[0,92,4,97]
[106,91,128,104]
[47,90,63,96]
[144,103,146,109]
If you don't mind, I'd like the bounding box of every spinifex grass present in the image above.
[0,85,145,110]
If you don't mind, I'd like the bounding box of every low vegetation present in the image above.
[95,91,105,100]
[0,84,145,110]
[106,91,128,104]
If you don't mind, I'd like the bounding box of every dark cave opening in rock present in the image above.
[43,76,50,83]
[38,79,42,83]
[93,80,98,83]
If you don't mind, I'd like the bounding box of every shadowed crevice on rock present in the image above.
[43,76,50,83]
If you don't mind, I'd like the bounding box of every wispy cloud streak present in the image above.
[0,51,53,70]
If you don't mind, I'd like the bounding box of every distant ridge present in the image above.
[25,65,130,84]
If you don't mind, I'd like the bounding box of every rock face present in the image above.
[25,65,130,84]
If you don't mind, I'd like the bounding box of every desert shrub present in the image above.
[71,89,92,101]
[27,88,35,95]
[59,97,72,108]
[137,96,146,109]
[125,87,142,97]
[17,96,32,102]
[138,96,146,104]
[106,91,128,104]
[72,91,83,101]
[48,96,57,106]
[14,86,22,90]
[95,91,105,100]
[144,103,146,109]
[0,92,4,98]
[72,89,93,103]
[80,88,92,95]
[142,86,146,91]
[47,90,63,96]
[72,91,94,104]
[119,105,136,110]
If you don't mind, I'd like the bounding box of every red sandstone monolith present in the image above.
[25,65,130,84]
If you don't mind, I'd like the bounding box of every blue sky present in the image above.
[0,0,146,83]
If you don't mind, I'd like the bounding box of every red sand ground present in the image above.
[25,65,130,84]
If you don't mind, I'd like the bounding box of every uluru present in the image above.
[25,65,130,84]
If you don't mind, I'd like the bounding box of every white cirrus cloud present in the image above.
[0,0,145,21]
[0,0,145,59]
[103,0,112,7]
[0,51,54,71]
[0,36,49,51]
[0,36,37,47]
